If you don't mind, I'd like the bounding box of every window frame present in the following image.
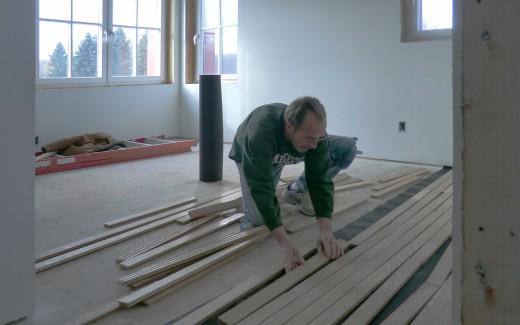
[185,0,238,84]
[36,0,170,88]
[401,0,452,43]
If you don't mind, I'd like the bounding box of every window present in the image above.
[37,0,168,85]
[185,0,238,83]
[401,0,453,42]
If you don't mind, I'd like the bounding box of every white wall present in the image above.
[0,0,35,323]
[179,0,453,166]
[36,84,179,147]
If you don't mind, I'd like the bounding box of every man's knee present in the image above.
[328,135,357,169]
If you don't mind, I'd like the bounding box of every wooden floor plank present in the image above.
[425,243,452,286]
[286,197,368,234]
[378,168,427,183]
[117,227,268,285]
[116,214,219,262]
[373,170,428,191]
[380,244,452,325]
[35,208,192,263]
[103,197,197,228]
[35,211,216,273]
[142,243,258,305]
[219,240,349,324]
[119,213,244,269]
[171,242,317,325]
[65,300,120,325]
[351,174,452,246]
[188,194,242,219]
[247,196,452,325]
[342,230,451,324]
[37,189,243,263]
[411,276,452,325]
[282,210,452,325]
[118,240,257,307]
[370,176,421,198]
[335,180,373,193]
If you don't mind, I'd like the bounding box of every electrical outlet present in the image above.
[398,121,406,132]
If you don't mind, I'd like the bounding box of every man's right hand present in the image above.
[272,226,305,272]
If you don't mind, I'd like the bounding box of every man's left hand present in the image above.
[317,218,344,259]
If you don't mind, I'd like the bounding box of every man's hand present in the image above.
[317,218,344,259]
[272,226,305,272]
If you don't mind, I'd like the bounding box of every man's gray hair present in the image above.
[284,96,327,130]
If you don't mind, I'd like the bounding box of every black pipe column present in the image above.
[199,74,223,182]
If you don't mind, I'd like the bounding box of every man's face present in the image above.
[286,113,327,153]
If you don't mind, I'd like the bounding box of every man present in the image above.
[229,96,357,272]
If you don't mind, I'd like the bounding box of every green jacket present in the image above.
[229,103,334,230]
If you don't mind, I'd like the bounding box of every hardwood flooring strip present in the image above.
[171,242,318,325]
[351,172,452,246]
[380,243,452,325]
[241,197,452,325]
[220,240,349,324]
[118,240,257,307]
[104,197,197,227]
[379,168,427,183]
[342,229,451,324]
[370,176,421,198]
[118,213,244,269]
[290,215,452,325]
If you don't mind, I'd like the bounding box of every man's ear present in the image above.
[285,119,293,132]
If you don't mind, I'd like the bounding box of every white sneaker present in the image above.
[282,187,316,217]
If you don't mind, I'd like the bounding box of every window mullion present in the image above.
[70,0,73,78]
[219,0,223,74]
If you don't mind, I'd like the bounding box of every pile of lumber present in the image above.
[172,171,452,325]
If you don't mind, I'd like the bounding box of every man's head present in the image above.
[284,96,327,153]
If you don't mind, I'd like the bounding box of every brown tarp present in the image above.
[42,133,124,156]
